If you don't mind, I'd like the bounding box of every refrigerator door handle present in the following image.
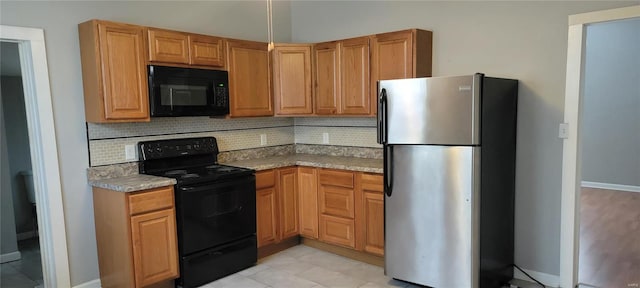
[384,145,393,197]
[377,88,387,144]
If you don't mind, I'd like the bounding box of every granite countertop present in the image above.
[224,154,383,173]
[87,153,382,193]
[89,174,176,192]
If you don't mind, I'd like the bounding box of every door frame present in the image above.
[559,5,640,288]
[0,25,71,287]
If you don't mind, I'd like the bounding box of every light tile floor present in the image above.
[199,245,413,288]
[200,245,543,288]
[0,238,43,288]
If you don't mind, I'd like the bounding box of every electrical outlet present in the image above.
[322,132,329,144]
[125,144,136,161]
[558,123,569,139]
[260,134,267,146]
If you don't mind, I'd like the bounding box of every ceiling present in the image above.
[1,42,22,77]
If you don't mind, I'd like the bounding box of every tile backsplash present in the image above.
[87,116,380,166]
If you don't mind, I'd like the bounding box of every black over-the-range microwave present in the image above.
[148,65,229,117]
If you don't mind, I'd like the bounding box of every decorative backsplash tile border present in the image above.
[87,117,293,140]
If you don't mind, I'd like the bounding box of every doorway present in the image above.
[560,5,640,288]
[0,25,70,287]
[0,41,42,287]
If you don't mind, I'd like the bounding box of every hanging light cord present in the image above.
[267,0,274,51]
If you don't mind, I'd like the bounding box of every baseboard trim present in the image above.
[17,230,37,241]
[513,267,560,288]
[72,279,101,288]
[301,238,384,267]
[582,181,640,193]
[0,251,22,263]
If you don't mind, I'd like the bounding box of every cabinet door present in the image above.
[96,22,149,121]
[313,41,340,115]
[147,28,190,64]
[319,214,356,249]
[226,39,273,117]
[340,37,370,115]
[298,167,318,239]
[319,184,355,219]
[273,44,313,115]
[189,34,225,67]
[256,187,278,247]
[278,167,299,239]
[130,209,179,288]
[363,192,384,256]
[370,29,432,116]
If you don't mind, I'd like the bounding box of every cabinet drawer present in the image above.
[320,185,354,219]
[319,169,354,188]
[128,186,174,215]
[319,215,355,249]
[361,173,383,193]
[256,170,276,189]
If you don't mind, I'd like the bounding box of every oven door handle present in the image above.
[178,180,248,192]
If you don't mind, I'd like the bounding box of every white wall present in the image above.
[290,0,639,278]
[582,18,640,187]
[0,1,292,285]
[0,79,19,257]
[1,76,35,236]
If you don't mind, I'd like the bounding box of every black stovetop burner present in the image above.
[137,137,254,185]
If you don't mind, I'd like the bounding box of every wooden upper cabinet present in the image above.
[313,41,340,115]
[273,44,313,115]
[226,39,273,117]
[370,29,433,115]
[340,37,370,115]
[147,28,190,64]
[148,29,225,68]
[79,20,150,123]
[189,34,225,67]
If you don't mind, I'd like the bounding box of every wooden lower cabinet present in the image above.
[319,214,356,249]
[298,167,318,239]
[256,186,278,247]
[255,167,299,248]
[131,209,179,287]
[93,186,179,288]
[318,169,359,249]
[361,173,384,256]
[255,167,384,257]
[278,167,299,239]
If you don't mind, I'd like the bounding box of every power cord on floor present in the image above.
[513,264,546,288]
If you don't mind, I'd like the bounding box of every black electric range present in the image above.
[138,137,257,288]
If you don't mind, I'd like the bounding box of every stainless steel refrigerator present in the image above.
[377,73,518,288]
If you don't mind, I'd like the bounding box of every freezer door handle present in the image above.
[377,88,387,144]
[384,145,393,197]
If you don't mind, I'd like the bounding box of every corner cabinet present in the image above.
[226,39,273,117]
[79,20,150,123]
[370,29,433,116]
[92,186,179,288]
[314,37,370,116]
[272,44,313,115]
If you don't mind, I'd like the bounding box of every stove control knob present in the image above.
[194,144,201,150]
[155,146,163,153]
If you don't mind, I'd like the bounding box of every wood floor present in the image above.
[579,187,640,288]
